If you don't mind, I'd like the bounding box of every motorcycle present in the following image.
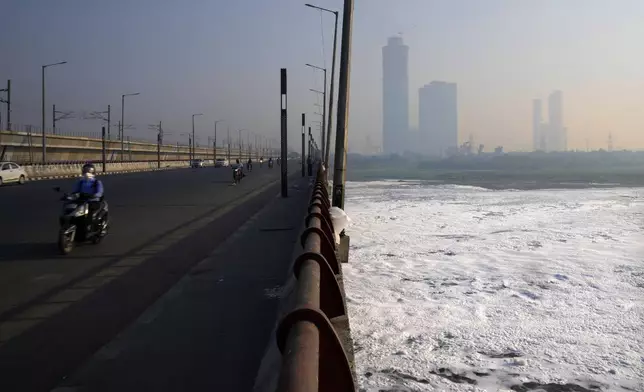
[232,165,244,185]
[54,187,109,255]
[268,160,274,169]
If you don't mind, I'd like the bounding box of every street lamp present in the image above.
[192,113,203,160]
[306,63,327,162]
[238,129,248,160]
[213,120,224,161]
[305,3,339,166]
[121,92,140,161]
[214,120,225,147]
[42,61,67,163]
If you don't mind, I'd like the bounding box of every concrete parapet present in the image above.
[1,130,263,164]
[22,160,194,180]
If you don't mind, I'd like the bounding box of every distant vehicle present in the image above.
[214,158,229,168]
[190,159,205,168]
[0,162,27,186]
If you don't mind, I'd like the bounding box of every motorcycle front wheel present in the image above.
[58,225,76,255]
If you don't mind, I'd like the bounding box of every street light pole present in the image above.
[192,113,203,161]
[238,129,242,160]
[42,61,67,163]
[121,92,140,161]
[214,120,224,151]
[227,126,231,162]
[305,4,339,168]
[214,120,223,162]
[306,64,327,163]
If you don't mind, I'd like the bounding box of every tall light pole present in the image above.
[227,125,231,161]
[121,92,140,161]
[214,119,224,161]
[214,120,224,149]
[42,61,67,163]
[247,131,251,157]
[306,64,327,163]
[192,113,203,160]
[305,3,339,167]
[238,129,247,160]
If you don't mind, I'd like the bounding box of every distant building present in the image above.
[532,90,566,152]
[532,99,542,151]
[418,81,458,157]
[382,36,409,155]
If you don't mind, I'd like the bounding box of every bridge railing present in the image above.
[275,166,355,392]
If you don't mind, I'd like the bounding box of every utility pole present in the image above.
[332,0,354,209]
[107,105,111,139]
[158,121,163,168]
[101,126,107,172]
[0,80,10,155]
[254,134,257,159]
[0,79,11,131]
[190,113,203,161]
[227,126,231,162]
[53,105,74,135]
[238,129,242,160]
[308,126,313,175]
[301,113,306,177]
[280,68,288,197]
[148,121,163,168]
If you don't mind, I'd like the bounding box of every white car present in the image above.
[190,159,205,168]
[0,162,27,186]
[214,158,229,168]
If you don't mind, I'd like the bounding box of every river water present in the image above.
[343,181,644,392]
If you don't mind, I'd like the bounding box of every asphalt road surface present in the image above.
[0,162,303,391]
[0,163,289,325]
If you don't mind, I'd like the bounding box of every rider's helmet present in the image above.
[82,163,96,177]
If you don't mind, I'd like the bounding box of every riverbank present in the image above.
[346,166,644,190]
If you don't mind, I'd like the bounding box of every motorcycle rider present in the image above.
[233,159,243,183]
[247,158,253,172]
[72,163,105,232]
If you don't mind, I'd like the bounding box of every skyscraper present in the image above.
[532,99,542,151]
[382,36,409,155]
[418,81,458,157]
[548,90,564,151]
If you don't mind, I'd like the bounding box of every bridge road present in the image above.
[0,162,300,391]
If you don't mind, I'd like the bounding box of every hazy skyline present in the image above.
[2,0,643,153]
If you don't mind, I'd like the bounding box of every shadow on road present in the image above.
[0,243,59,262]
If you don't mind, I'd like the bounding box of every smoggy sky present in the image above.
[1,0,643,153]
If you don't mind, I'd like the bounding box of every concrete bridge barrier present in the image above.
[1,130,262,165]
[22,160,192,180]
[274,166,356,392]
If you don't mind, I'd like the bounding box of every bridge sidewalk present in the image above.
[53,174,313,392]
